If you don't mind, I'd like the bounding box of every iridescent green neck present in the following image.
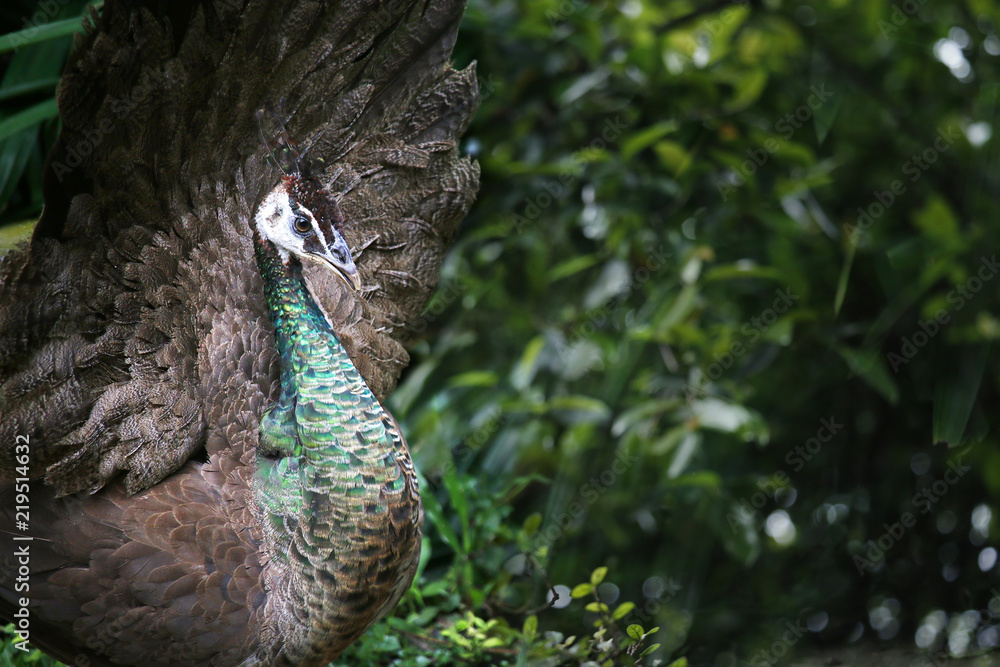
[251,229,418,663]
[253,231,327,364]
[251,229,399,501]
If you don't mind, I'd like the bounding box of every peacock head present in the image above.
[254,174,362,290]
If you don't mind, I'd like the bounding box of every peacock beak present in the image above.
[308,252,361,291]
[332,258,363,291]
[307,229,362,291]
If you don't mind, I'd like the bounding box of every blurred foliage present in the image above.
[0,626,48,665]
[2,0,1000,665]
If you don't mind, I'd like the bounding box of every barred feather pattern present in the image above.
[0,0,477,664]
[251,229,420,665]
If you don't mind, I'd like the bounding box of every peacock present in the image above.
[0,0,479,664]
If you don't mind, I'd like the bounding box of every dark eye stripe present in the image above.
[302,236,324,254]
[316,220,339,248]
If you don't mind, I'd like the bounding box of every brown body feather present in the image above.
[0,0,478,663]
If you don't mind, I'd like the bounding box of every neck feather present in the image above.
[251,230,421,665]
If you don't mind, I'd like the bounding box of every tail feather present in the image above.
[0,0,478,496]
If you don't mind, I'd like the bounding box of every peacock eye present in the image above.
[292,215,311,235]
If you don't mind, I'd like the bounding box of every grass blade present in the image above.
[0,8,100,55]
[932,343,990,445]
[0,99,58,143]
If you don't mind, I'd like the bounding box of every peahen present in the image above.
[0,0,479,664]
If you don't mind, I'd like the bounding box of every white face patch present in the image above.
[254,180,362,293]
[254,186,323,260]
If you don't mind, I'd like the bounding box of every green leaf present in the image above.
[711,498,761,567]
[469,587,486,608]
[813,86,842,143]
[590,566,607,586]
[611,602,635,620]
[522,512,542,536]
[501,474,549,502]
[933,343,989,445]
[654,284,698,335]
[420,578,450,597]
[522,614,538,643]
[0,77,60,103]
[413,536,432,584]
[690,398,752,434]
[835,344,900,405]
[650,425,691,456]
[571,583,593,598]
[640,643,662,657]
[703,264,786,283]
[390,358,435,415]
[622,120,678,160]
[666,431,701,479]
[391,612,429,632]
[441,471,472,555]
[420,488,462,555]
[612,399,683,437]
[913,193,962,250]
[585,601,609,613]
[0,99,58,143]
[511,336,545,391]
[668,470,722,491]
[560,68,609,106]
[550,254,600,281]
[691,398,771,442]
[0,9,99,55]
[448,371,499,387]
[545,395,612,423]
[725,68,768,112]
[0,130,37,208]
[834,237,857,317]
[626,624,644,640]
[654,140,692,176]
